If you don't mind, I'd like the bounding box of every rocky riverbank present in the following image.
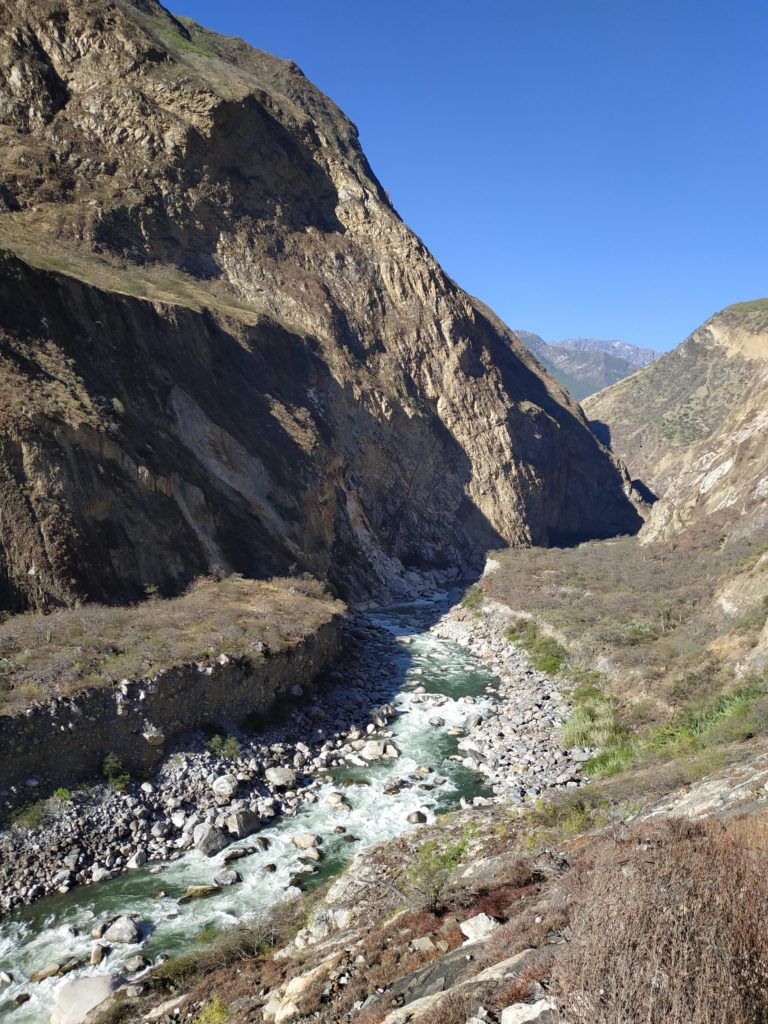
[0,614,401,915]
[431,600,591,801]
[0,593,590,918]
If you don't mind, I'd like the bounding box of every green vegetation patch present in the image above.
[584,677,768,778]
[725,297,768,313]
[505,618,568,675]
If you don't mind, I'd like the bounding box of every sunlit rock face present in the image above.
[0,0,640,610]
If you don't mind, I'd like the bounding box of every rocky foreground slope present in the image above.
[0,0,640,613]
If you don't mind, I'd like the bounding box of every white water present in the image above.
[0,601,499,1022]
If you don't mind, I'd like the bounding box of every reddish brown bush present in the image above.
[555,815,768,1024]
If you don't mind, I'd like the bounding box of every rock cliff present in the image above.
[0,0,639,610]
[585,301,768,544]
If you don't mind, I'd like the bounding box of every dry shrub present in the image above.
[480,901,569,968]
[490,960,550,1009]
[417,991,472,1024]
[555,815,768,1024]
[465,881,537,920]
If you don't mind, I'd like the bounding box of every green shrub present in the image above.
[460,586,482,611]
[194,998,229,1024]
[102,753,130,792]
[53,787,72,802]
[406,835,468,912]
[583,678,768,779]
[10,800,47,830]
[506,618,568,674]
[206,734,241,761]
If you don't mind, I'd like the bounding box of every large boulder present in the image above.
[265,767,297,789]
[211,774,239,801]
[500,999,559,1024]
[225,809,261,839]
[193,823,229,857]
[102,916,141,945]
[50,975,122,1024]
[459,912,500,944]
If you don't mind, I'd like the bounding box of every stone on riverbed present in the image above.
[179,885,219,904]
[291,832,321,850]
[103,916,142,944]
[225,809,260,840]
[50,975,123,1024]
[213,869,242,887]
[193,823,229,857]
[32,963,62,982]
[122,954,149,973]
[265,766,297,788]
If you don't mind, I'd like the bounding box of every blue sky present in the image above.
[172,0,767,351]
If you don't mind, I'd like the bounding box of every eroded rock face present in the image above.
[585,303,768,545]
[0,0,640,611]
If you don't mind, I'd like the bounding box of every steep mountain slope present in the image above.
[0,0,640,612]
[515,330,657,399]
[584,301,768,544]
[558,336,658,368]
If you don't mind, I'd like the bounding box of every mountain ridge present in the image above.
[514,329,658,400]
[0,0,640,611]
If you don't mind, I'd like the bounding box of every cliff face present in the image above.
[584,302,768,545]
[0,0,640,610]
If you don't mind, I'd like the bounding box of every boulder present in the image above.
[291,832,321,850]
[32,963,62,982]
[193,823,229,857]
[460,912,500,944]
[265,766,297,789]
[126,848,147,870]
[89,945,108,967]
[500,999,559,1024]
[179,885,219,904]
[211,774,239,801]
[103,916,141,944]
[361,740,386,761]
[225,809,260,840]
[213,869,242,887]
[122,954,149,973]
[50,975,122,1024]
[407,811,427,824]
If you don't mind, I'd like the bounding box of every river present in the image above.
[0,595,502,1022]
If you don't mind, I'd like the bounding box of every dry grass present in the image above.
[480,531,768,788]
[417,991,472,1024]
[555,815,768,1024]
[0,574,342,714]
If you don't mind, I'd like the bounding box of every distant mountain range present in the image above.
[514,330,659,400]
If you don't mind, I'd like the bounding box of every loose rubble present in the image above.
[431,602,591,802]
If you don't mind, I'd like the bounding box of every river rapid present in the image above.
[0,593,506,1022]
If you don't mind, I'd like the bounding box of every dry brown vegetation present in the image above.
[555,815,768,1024]
[476,530,768,788]
[0,574,342,715]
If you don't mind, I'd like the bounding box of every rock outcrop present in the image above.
[585,301,768,544]
[0,0,639,612]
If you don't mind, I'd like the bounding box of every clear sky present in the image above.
[172,0,767,351]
